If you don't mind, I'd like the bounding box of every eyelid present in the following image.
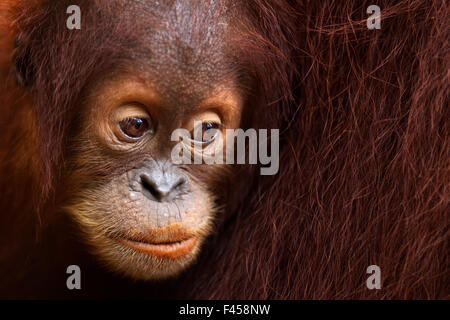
[113,103,150,122]
[185,110,222,131]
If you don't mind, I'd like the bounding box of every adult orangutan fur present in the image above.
[0,0,448,299]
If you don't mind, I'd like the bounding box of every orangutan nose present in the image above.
[139,170,186,202]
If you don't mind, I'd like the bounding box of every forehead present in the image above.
[100,0,240,105]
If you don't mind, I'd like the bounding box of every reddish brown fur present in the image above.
[0,0,448,299]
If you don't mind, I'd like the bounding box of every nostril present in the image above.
[139,174,185,201]
[174,178,186,190]
[140,174,163,200]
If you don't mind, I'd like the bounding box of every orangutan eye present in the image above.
[119,117,151,138]
[190,122,222,144]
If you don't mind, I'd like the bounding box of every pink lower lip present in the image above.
[119,237,198,259]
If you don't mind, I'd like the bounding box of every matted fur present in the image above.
[0,0,448,299]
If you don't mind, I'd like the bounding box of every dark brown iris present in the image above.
[119,117,150,138]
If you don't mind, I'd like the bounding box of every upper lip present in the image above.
[118,232,198,259]
[118,225,197,245]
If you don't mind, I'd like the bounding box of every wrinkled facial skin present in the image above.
[61,0,246,280]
